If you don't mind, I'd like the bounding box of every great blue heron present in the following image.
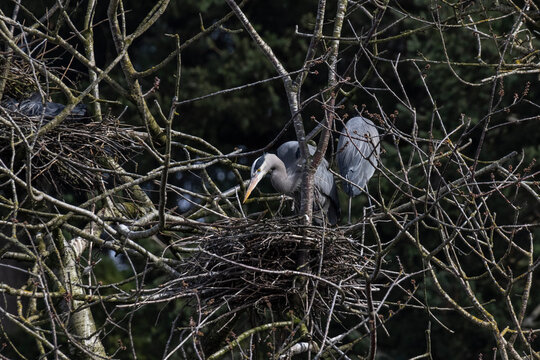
[3,93,88,118]
[336,116,380,222]
[244,141,340,225]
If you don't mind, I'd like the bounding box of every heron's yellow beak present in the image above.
[243,171,265,203]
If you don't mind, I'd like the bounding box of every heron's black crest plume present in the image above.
[252,155,266,174]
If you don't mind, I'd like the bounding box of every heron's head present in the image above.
[243,154,272,203]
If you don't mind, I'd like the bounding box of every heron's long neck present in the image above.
[267,154,299,194]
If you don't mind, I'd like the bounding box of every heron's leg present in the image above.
[276,194,285,215]
[292,194,300,213]
[364,186,375,215]
[348,196,352,224]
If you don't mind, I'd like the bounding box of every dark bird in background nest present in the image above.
[244,141,341,226]
[2,92,88,119]
[336,116,380,223]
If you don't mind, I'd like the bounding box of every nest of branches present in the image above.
[0,107,140,193]
[0,50,141,193]
[174,216,383,316]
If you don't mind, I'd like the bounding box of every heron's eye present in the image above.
[256,169,260,173]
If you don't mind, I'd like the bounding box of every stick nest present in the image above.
[175,217,380,315]
[0,51,141,193]
[0,106,140,193]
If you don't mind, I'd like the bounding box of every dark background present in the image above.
[1,0,539,358]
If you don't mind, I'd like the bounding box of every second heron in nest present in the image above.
[3,92,88,119]
[336,116,380,222]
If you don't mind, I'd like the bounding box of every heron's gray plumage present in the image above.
[336,116,380,197]
[5,93,88,118]
[247,141,340,225]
